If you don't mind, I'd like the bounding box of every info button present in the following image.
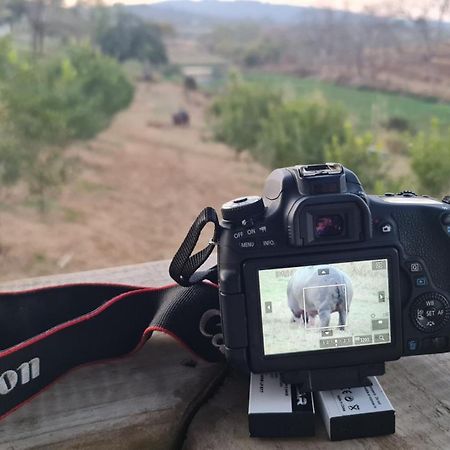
[261,239,277,248]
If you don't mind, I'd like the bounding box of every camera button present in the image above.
[261,239,277,248]
[408,262,423,273]
[415,276,429,287]
[411,292,450,332]
[407,339,419,352]
[238,240,256,250]
[380,223,392,233]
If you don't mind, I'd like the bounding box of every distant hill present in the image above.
[127,0,362,28]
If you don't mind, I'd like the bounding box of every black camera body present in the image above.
[218,163,450,390]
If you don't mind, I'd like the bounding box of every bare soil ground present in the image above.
[0,83,268,282]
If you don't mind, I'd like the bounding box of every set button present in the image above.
[410,292,450,332]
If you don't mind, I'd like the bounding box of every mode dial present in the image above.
[410,292,450,333]
[221,196,265,225]
[398,190,417,197]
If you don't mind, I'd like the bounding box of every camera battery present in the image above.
[315,376,395,441]
[248,372,315,438]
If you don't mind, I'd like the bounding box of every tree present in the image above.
[0,39,134,208]
[96,12,167,66]
[3,0,27,31]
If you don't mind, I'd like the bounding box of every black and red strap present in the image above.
[0,208,224,420]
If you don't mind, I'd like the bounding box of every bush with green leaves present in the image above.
[210,80,282,153]
[0,39,134,207]
[325,123,384,193]
[256,98,347,168]
[410,120,450,197]
[210,79,389,192]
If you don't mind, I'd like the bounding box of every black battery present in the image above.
[315,376,395,441]
[248,372,315,438]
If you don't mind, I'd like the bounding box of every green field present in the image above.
[245,73,450,131]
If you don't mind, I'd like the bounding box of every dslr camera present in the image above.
[218,163,450,390]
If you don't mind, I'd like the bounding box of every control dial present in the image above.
[221,196,265,225]
[398,190,417,197]
[410,292,450,333]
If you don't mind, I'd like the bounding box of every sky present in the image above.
[64,0,440,20]
[65,0,398,11]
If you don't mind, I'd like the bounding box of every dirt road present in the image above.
[0,83,268,281]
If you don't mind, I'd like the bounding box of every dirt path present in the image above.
[0,83,268,281]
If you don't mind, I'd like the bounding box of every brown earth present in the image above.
[0,82,268,282]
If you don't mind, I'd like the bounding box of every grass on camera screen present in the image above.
[258,259,391,356]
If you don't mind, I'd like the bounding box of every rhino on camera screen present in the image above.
[287,266,353,329]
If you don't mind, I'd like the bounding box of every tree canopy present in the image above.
[96,12,168,65]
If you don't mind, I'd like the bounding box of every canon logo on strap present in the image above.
[0,357,40,395]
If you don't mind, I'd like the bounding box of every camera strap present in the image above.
[0,208,223,420]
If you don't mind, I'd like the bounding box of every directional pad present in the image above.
[411,293,450,333]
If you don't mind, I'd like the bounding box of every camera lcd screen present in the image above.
[258,259,391,356]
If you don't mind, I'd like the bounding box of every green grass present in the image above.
[245,73,450,131]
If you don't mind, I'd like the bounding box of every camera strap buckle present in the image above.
[169,207,220,287]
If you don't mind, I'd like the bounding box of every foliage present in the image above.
[325,123,383,192]
[0,39,134,207]
[241,39,282,67]
[96,12,167,65]
[410,120,450,197]
[256,98,347,167]
[1,43,133,143]
[210,79,282,153]
[245,73,450,132]
[210,78,391,192]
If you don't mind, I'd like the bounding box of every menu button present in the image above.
[239,241,256,249]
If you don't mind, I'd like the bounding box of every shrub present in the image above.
[325,123,383,193]
[210,80,282,153]
[256,98,347,167]
[410,119,450,197]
